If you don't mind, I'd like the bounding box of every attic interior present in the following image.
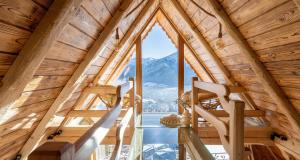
[0,0,300,159]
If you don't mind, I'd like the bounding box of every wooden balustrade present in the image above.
[191,77,267,159]
[28,78,135,160]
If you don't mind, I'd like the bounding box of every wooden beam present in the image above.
[229,101,245,160]
[110,107,134,160]
[0,0,83,113]
[84,85,118,95]
[204,0,300,133]
[195,105,229,136]
[167,0,257,110]
[19,0,135,158]
[181,128,214,160]
[191,77,199,132]
[92,0,157,85]
[136,35,142,114]
[67,110,128,118]
[178,35,184,114]
[208,110,265,117]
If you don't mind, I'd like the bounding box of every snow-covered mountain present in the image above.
[118,52,196,86]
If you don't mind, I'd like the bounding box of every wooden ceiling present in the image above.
[0,0,300,159]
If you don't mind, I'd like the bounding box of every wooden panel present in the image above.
[229,0,288,26]
[0,0,47,31]
[58,24,94,51]
[247,21,300,50]
[82,0,111,26]
[256,42,300,62]
[0,22,30,53]
[70,6,103,38]
[47,42,87,63]
[239,1,300,38]
[35,59,78,76]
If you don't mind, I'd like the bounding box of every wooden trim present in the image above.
[229,101,245,160]
[178,35,184,114]
[19,0,135,158]
[136,35,142,114]
[0,0,83,112]
[204,0,300,133]
[167,0,257,110]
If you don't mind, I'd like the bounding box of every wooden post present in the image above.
[191,77,199,132]
[178,35,185,114]
[229,101,245,160]
[136,35,142,114]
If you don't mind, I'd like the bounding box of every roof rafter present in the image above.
[0,0,84,116]
[18,0,135,158]
[203,0,300,133]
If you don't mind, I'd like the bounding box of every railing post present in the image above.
[191,77,199,132]
[229,100,245,160]
[129,77,135,138]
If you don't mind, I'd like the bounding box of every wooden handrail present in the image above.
[73,80,134,160]
[110,107,134,160]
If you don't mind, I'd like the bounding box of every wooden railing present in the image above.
[28,78,134,160]
[191,77,268,160]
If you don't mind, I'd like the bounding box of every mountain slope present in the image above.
[118,52,196,86]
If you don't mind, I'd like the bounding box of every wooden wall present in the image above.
[0,0,151,159]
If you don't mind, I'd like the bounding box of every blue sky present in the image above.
[142,24,177,59]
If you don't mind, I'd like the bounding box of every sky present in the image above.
[142,24,177,59]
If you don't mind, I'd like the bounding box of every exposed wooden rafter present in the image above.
[18,0,135,158]
[0,0,83,115]
[203,0,300,133]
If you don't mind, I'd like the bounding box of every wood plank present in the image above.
[0,21,31,53]
[230,0,288,26]
[58,24,94,51]
[203,0,300,133]
[35,59,78,76]
[208,110,264,117]
[0,0,47,31]
[19,0,134,158]
[239,1,300,38]
[0,0,84,116]
[191,77,199,132]
[248,21,300,50]
[70,6,103,38]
